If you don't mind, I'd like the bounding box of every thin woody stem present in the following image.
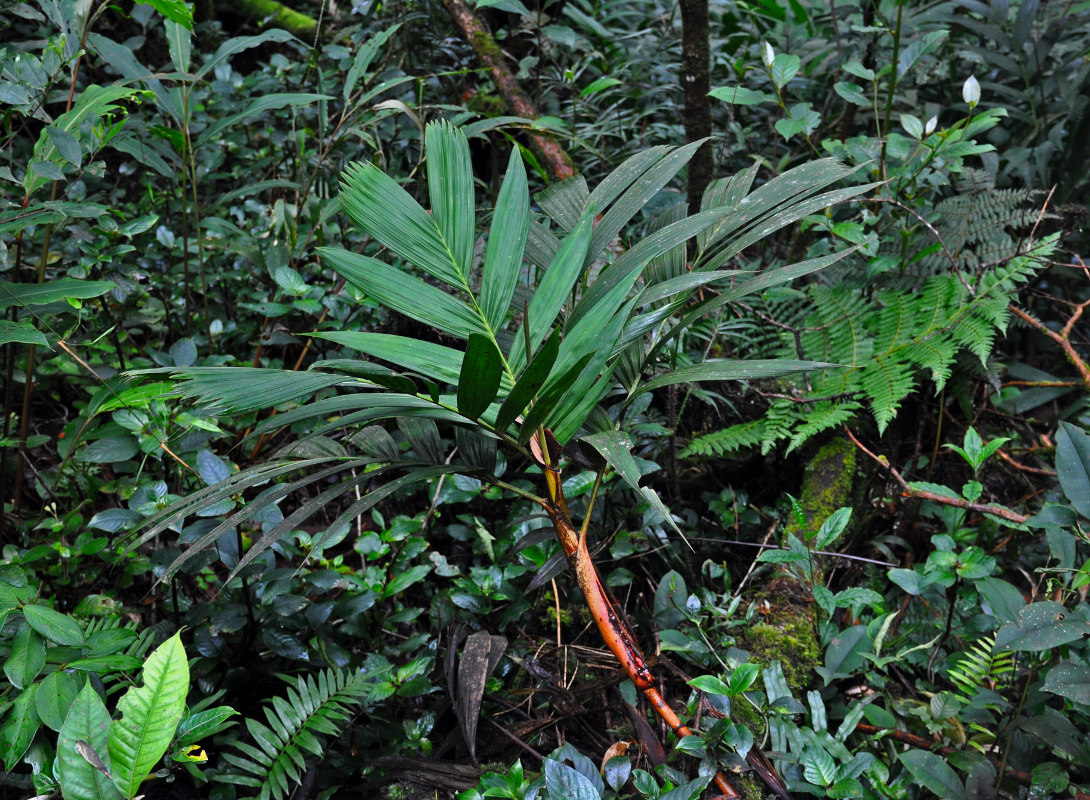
[530,432,740,799]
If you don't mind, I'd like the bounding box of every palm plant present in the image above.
[126,121,876,795]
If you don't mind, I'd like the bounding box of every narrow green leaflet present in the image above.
[108,632,189,798]
[314,332,468,387]
[495,327,561,434]
[339,160,463,288]
[144,367,346,414]
[509,213,593,375]
[0,278,117,311]
[426,121,475,284]
[580,430,681,536]
[197,94,331,147]
[319,248,485,339]
[458,334,504,420]
[480,148,530,331]
[638,359,833,394]
[58,684,123,800]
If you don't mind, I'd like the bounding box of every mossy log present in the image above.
[222,0,319,41]
[441,0,576,182]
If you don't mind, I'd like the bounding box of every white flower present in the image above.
[962,75,981,109]
[762,41,775,68]
[925,115,938,134]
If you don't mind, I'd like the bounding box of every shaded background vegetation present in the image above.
[1,0,1089,799]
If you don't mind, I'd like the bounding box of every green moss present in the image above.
[737,770,776,800]
[742,615,821,695]
[468,92,506,117]
[231,0,317,39]
[788,435,856,536]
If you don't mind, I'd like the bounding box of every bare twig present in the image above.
[844,427,1029,524]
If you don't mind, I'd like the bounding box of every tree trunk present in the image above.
[679,0,712,214]
[441,0,576,182]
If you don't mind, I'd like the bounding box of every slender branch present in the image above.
[844,428,1029,524]
[1009,303,1090,390]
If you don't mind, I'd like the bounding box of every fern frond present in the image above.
[217,668,383,800]
[860,356,915,432]
[785,400,861,453]
[902,334,958,391]
[682,419,767,457]
[947,634,1016,705]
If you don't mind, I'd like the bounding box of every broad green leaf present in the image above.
[4,623,45,689]
[426,121,475,283]
[1056,422,1090,518]
[899,751,966,800]
[480,148,530,331]
[458,334,504,420]
[1,683,40,771]
[319,248,484,338]
[339,160,463,288]
[197,94,331,146]
[176,707,238,747]
[729,663,760,695]
[544,758,600,800]
[25,86,141,197]
[0,278,117,311]
[142,367,346,414]
[771,53,801,88]
[995,602,1090,652]
[494,327,561,434]
[136,0,192,27]
[23,604,85,646]
[688,675,732,696]
[108,631,189,798]
[1042,663,1090,705]
[0,320,49,347]
[709,85,776,105]
[37,669,81,731]
[79,436,140,464]
[638,359,833,394]
[58,684,122,800]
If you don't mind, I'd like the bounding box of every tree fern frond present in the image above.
[860,356,915,432]
[902,335,958,391]
[682,419,767,458]
[785,401,862,453]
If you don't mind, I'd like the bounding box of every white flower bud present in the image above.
[962,75,980,109]
[925,115,938,134]
[762,41,775,68]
